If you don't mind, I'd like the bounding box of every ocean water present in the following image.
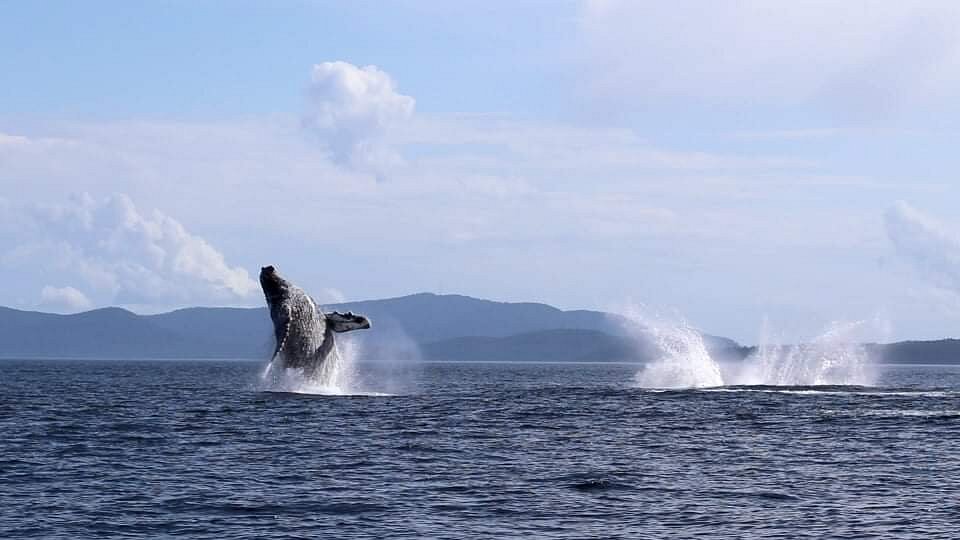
[2,359,960,539]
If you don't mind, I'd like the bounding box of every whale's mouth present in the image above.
[259,265,289,303]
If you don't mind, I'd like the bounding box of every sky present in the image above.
[3,1,960,343]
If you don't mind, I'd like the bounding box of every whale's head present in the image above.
[259,265,291,306]
[325,311,372,333]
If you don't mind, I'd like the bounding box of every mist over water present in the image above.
[349,320,425,395]
[624,307,881,389]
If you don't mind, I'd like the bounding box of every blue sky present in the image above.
[0,1,576,118]
[3,1,960,343]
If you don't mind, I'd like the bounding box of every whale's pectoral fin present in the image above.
[271,306,292,360]
[325,310,372,333]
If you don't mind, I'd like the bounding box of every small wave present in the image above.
[394,442,462,454]
[700,385,956,396]
[709,489,800,502]
[701,385,873,395]
[552,471,634,494]
[169,499,387,516]
[820,409,960,418]
[569,478,632,493]
[260,389,391,398]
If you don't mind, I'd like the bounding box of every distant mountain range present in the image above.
[0,293,740,362]
[1,293,958,364]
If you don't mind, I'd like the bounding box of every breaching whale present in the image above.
[259,265,370,379]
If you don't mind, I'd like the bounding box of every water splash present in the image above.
[260,339,355,394]
[733,321,876,386]
[622,306,880,389]
[257,310,385,396]
[632,312,724,389]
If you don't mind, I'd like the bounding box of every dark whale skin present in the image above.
[259,266,369,378]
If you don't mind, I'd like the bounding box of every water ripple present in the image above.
[2,360,959,539]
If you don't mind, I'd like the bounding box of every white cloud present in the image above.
[578,1,960,115]
[0,114,903,339]
[0,133,30,146]
[456,175,536,199]
[1,194,257,309]
[0,115,855,255]
[884,201,960,293]
[302,61,415,178]
[313,287,346,306]
[39,285,92,313]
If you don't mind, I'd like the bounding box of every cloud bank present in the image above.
[1,194,257,310]
[579,1,960,117]
[302,61,415,178]
[39,285,92,313]
[884,201,960,293]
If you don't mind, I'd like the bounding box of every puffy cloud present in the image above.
[39,285,92,313]
[1,194,257,309]
[302,61,415,178]
[884,201,960,292]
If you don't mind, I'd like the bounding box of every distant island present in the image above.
[1,292,958,364]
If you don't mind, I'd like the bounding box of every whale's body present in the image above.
[259,266,370,378]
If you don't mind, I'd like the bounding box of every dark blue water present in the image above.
[2,360,960,539]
